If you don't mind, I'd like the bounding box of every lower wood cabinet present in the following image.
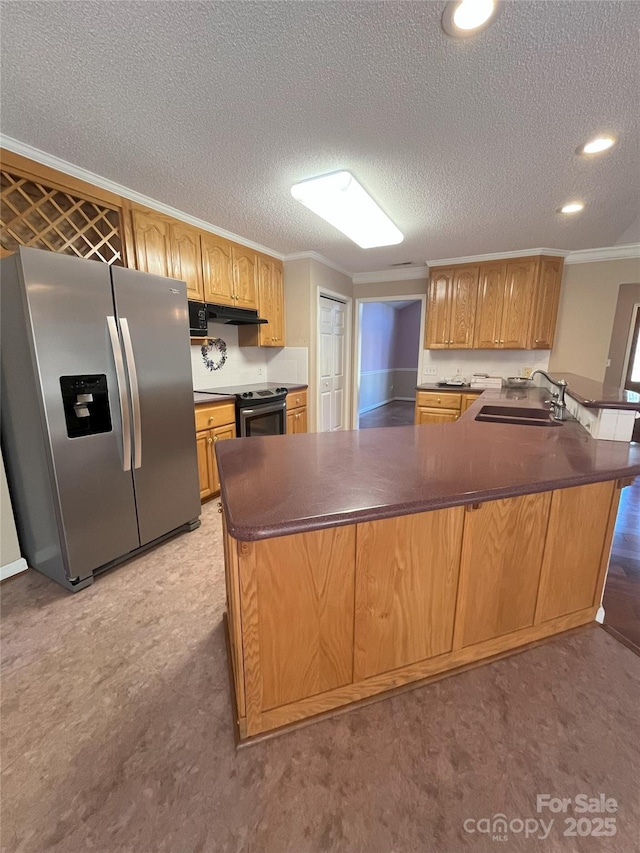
[286,390,308,434]
[414,389,481,424]
[224,478,625,739]
[195,402,236,500]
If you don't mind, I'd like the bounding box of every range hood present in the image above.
[206,303,268,325]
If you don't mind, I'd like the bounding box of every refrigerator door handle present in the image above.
[120,317,142,470]
[106,316,132,472]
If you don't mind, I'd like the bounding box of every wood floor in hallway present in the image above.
[358,400,414,429]
[603,475,640,653]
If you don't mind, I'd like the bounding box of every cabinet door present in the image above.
[416,408,459,425]
[474,263,506,348]
[449,266,479,348]
[132,207,170,277]
[425,268,453,348]
[453,492,552,649]
[535,482,618,623]
[461,393,481,412]
[201,232,234,306]
[529,257,563,349]
[255,254,273,346]
[232,244,258,309]
[286,408,296,434]
[500,259,536,348]
[294,406,308,433]
[270,259,285,346]
[211,423,236,494]
[354,507,464,679]
[169,222,203,301]
[196,430,213,501]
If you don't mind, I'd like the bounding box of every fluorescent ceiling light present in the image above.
[291,171,403,248]
[560,202,584,214]
[580,135,616,155]
[442,0,498,38]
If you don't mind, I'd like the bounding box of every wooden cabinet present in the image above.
[427,254,564,351]
[286,389,308,434]
[194,402,236,500]
[414,389,481,424]
[474,258,537,349]
[425,266,478,349]
[131,207,171,278]
[535,481,618,623]
[169,221,203,301]
[201,232,234,306]
[231,244,258,309]
[354,508,464,679]
[224,479,625,739]
[529,256,563,349]
[453,492,552,648]
[238,256,285,347]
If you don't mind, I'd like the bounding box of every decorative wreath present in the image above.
[201,338,227,371]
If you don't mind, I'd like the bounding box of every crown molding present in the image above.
[283,251,352,279]
[352,265,429,284]
[0,135,285,260]
[563,243,640,265]
[426,247,569,267]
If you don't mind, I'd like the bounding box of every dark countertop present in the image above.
[546,372,640,410]
[416,383,486,391]
[216,387,640,541]
[194,383,307,405]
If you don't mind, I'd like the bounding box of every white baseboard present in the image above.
[359,396,415,414]
[1,557,28,581]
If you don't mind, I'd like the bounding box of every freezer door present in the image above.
[111,266,200,544]
[18,249,140,580]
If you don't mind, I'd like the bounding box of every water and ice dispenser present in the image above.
[60,375,112,438]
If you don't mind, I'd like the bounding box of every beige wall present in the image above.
[549,258,640,382]
[353,277,428,300]
[1,452,22,571]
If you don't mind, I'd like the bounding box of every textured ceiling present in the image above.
[1,1,639,273]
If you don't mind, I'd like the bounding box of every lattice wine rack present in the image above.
[1,170,124,265]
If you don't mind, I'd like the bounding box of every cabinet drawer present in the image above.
[416,391,462,410]
[195,401,236,431]
[286,389,307,410]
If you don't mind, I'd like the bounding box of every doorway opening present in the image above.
[354,297,425,429]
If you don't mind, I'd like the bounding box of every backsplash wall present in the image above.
[190,322,308,389]
[421,349,551,383]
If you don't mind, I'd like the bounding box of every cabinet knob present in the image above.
[213,435,219,442]
[208,437,213,445]
[535,338,539,343]
[208,416,214,422]
[500,340,504,344]
[494,340,499,344]
[437,398,441,403]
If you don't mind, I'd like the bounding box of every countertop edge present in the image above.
[222,465,640,542]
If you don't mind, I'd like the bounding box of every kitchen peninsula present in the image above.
[216,388,640,741]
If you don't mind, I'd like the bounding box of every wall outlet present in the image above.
[257,367,264,376]
[606,359,611,368]
[424,367,437,376]
[522,367,533,378]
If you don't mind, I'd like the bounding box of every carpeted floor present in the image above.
[2,501,640,853]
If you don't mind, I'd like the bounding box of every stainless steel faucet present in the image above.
[531,370,568,421]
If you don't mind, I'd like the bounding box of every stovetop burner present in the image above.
[195,383,289,404]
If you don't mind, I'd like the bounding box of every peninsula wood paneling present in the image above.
[354,507,464,679]
[535,481,618,623]
[453,492,552,649]
[252,526,356,710]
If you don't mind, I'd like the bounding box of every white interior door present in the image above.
[319,295,346,431]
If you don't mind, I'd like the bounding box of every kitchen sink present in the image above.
[475,405,562,427]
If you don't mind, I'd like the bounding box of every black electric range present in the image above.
[195,383,289,437]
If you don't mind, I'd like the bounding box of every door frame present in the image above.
[352,294,426,429]
[622,302,640,391]
[316,287,352,432]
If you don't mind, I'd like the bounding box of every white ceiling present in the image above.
[1,1,639,274]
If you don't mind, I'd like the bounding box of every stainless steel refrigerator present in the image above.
[1,247,201,591]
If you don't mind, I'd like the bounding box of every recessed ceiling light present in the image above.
[291,171,403,249]
[442,0,498,38]
[560,202,585,214]
[580,135,616,155]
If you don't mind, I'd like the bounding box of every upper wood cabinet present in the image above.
[427,254,564,350]
[529,256,563,349]
[425,266,478,349]
[169,221,203,301]
[131,207,171,278]
[201,232,234,306]
[231,244,258,309]
[238,255,285,347]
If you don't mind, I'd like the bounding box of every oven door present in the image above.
[238,400,286,437]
